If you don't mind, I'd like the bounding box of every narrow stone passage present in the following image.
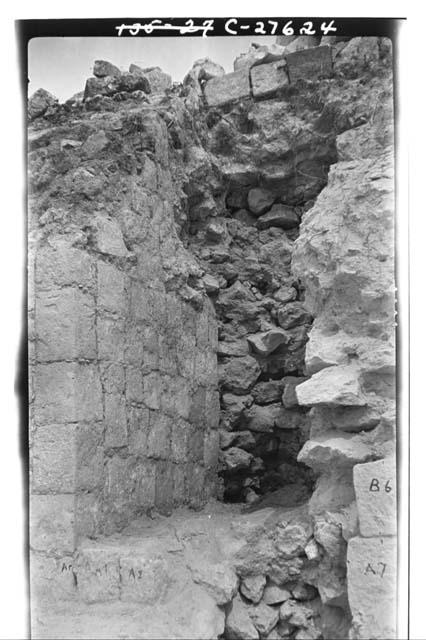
[28,35,396,640]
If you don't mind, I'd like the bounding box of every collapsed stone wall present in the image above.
[28,35,396,640]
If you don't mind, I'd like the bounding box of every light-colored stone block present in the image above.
[251,60,289,98]
[97,262,127,314]
[353,457,397,537]
[347,536,396,639]
[74,544,120,603]
[204,69,250,107]
[35,288,96,361]
[30,494,75,555]
[34,363,103,424]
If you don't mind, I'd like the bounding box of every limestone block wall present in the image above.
[28,104,220,597]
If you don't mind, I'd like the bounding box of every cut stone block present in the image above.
[251,60,289,99]
[34,363,103,424]
[74,544,121,603]
[30,494,75,555]
[204,69,250,107]
[353,457,397,537]
[286,46,333,83]
[347,536,397,640]
[35,288,96,361]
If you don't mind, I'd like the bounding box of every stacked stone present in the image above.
[188,183,315,504]
[28,69,220,605]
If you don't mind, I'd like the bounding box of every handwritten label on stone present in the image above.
[347,536,396,640]
[353,457,396,537]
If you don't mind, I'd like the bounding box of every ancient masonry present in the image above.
[28,36,396,639]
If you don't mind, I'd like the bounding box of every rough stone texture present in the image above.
[251,60,289,99]
[28,88,58,120]
[234,43,286,72]
[94,60,121,78]
[286,46,333,83]
[204,69,251,107]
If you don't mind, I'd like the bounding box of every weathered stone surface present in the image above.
[82,130,109,157]
[34,362,103,423]
[28,88,58,119]
[129,64,172,92]
[282,376,308,408]
[223,447,254,472]
[240,574,266,603]
[30,494,75,554]
[234,43,286,72]
[184,57,225,89]
[220,355,261,394]
[347,536,396,640]
[334,37,380,79]
[226,593,259,639]
[248,601,279,636]
[220,430,256,451]
[204,69,250,107]
[252,380,284,405]
[257,204,299,230]
[298,431,373,471]
[286,46,333,83]
[189,561,238,605]
[247,328,289,355]
[277,302,312,330]
[353,457,396,537]
[93,216,129,257]
[263,584,292,605]
[284,36,322,54]
[94,60,121,78]
[35,288,96,361]
[247,188,275,216]
[296,365,367,407]
[251,60,289,99]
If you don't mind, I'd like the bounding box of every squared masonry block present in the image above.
[347,536,396,640]
[34,362,103,424]
[100,362,125,395]
[155,461,174,512]
[286,45,333,83]
[251,60,289,98]
[187,463,206,509]
[204,69,251,107]
[173,464,186,504]
[124,324,144,365]
[104,393,128,448]
[97,315,126,361]
[74,544,120,603]
[142,325,159,370]
[171,419,190,463]
[119,550,171,605]
[35,239,94,291]
[97,261,128,315]
[76,423,104,491]
[353,457,397,537]
[30,551,76,606]
[129,281,152,323]
[189,385,206,424]
[30,494,75,555]
[35,288,96,361]
[135,460,156,509]
[205,387,220,430]
[75,492,101,539]
[126,365,144,403]
[31,423,76,493]
[188,424,205,463]
[147,412,171,459]
[143,371,162,410]
[128,405,150,454]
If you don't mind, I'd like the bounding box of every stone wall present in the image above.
[28,94,220,595]
[28,35,396,640]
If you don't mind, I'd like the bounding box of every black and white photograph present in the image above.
[2,9,416,639]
